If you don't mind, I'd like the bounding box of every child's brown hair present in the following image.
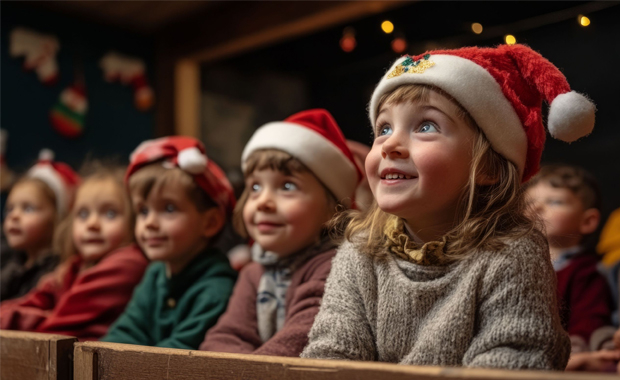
[234,149,338,238]
[526,164,601,211]
[10,177,57,217]
[331,84,536,261]
[53,161,134,262]
[127,162,218,212]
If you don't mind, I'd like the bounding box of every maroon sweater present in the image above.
[556,249,614,343]
[200,248,336,356]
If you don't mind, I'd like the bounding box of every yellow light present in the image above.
[381,21,394,34]
[579,15,591,27]
[505,34,516,45]
[471,23,483,34]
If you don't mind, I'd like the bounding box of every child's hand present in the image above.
[565,350,620,372]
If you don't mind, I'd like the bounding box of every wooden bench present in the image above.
[0,330,77,380]
[73,342,615,380]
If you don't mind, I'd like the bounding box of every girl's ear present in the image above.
[579,208,600,236]
[203,207,225,239]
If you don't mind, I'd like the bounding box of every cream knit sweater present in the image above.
[301,231,570,370]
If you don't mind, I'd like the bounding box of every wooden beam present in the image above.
[74,341,609,380]
[174,59,201,137]
[0,330,77,380]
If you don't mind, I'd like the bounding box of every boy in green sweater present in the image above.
[102,137,237,349]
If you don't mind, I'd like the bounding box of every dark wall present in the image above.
[202,1,620,231]
[1,3,155,174]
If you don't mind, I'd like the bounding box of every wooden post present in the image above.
[73,341,612,380]
[174,59,201,138]
[0,330,77,380]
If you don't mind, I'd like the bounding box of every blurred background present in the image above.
[2,0,619,237]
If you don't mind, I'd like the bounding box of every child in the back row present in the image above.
[200,109,361,356]
[301,45,596,369]
[526,165,614,354]
[1,163,147,340]
[102,137,237,349]
[1,150,79,301]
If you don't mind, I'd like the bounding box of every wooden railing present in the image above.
[0,330,76,380]
[73,341,615,380]
[0,332,616,380]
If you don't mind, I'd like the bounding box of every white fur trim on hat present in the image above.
[548,91,595,143]
[369,55,528,178]
[39,148,54,161]
[178,147,208,174]
[242,122,358,206]
[28,165,68,215]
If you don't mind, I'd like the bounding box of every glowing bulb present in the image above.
[391,37,407,53]
[471,23,483,34]
[340,35,356,52]
[579,15,590,27]
[505,34,516,45]
[381,21,394,34]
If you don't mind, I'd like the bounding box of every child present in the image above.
[1,150,79,301]
[101,137,237,350]
[200,109,361,356]
[1,163,147,340]
[301,45,595,370]
[526,164,614,354]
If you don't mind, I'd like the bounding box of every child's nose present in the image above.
[381,132,409,159]
[86,215,101,230]
[256,190,276,212]
[144,212,159,228]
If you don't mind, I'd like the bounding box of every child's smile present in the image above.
[366,91,475,241]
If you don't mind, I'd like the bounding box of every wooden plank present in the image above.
[73,341,615,380]
[174,59,201,138]
[0,330,77,380]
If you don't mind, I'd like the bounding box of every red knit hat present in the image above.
[241,109,362,207]
[126,136,235,214]
[27,149,80,217]
[369,44,596,182]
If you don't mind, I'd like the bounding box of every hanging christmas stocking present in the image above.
[50,84,87,138]
[99,51,154,111]
[10,27,60,85]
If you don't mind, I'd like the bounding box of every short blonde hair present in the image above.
[331,84,535,260]
[234,149,338,238]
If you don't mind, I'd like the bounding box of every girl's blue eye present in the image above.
[251,183,261,192]
[283,182,297,191]
[165,204,176,213]
[138,206,149,216]
[23,204,35,213]
[77,208,89,220]
[378,125,393,136]
[547,199,563,206]
[419,122,438,133]
[105,209,117,219]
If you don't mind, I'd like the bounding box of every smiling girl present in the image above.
[302,45,596,370]
[200,109,361,356]
[0,163,148,340]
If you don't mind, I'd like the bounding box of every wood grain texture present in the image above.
[0,330,77,380]
[73,341,616,380]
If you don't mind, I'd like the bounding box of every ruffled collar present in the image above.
[385,219,451,266]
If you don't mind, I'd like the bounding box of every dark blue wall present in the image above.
[1,3,155,173]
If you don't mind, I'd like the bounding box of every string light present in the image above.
[471,23,483,34]
[391,37,407,53]
[504,34,516,45]
[340,27,356,53]
[578,15,591,26]
[381,21,394,34]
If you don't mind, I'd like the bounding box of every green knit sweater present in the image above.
[101,247,236,350]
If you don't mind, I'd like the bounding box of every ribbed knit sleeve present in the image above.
[301,241,377,361]
[463,232,571,370]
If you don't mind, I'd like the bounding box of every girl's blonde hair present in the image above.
[53,161,134,263]
[11,177,58,217]
[234,149,338,238]
[331,84,535,260]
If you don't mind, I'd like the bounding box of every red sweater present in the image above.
[556,249,614,343]
[0,244,148,341]
[200,249,336,356]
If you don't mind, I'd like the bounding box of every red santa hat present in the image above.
[369,44,596,182]
[241,109,362,207]
[126,136,235,214]
[27,149,80,217]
